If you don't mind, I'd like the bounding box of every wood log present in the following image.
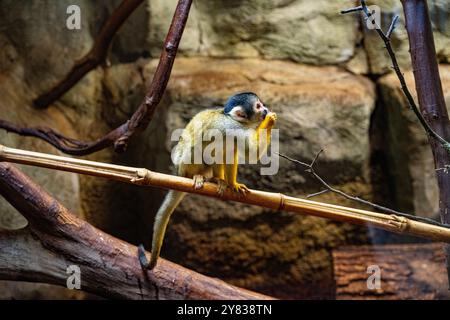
[333,243,450,299]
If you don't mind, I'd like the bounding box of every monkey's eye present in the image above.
[256,103,262,110]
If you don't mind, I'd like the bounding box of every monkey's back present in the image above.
[172,108,246,169]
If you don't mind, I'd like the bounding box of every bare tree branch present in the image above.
[401,0,450,287]
[341,0,450,153]
[0,162,272,300]
[0,0,192,155]
[33,0,145,108]
[0,119,112,155]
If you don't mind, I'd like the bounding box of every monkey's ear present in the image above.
[226,106,248,122]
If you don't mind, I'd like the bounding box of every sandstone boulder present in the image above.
[147,0,361,66]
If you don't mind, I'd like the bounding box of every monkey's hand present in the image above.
[258,112,277,131]
[265,112,277,128]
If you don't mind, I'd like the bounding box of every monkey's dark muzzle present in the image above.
[262,109,268,118]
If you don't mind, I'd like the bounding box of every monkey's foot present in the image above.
[213,179,228,196]
[193,175,205,190]
[231,182,249,195]
[138,244,150,270]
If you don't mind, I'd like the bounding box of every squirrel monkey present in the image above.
[138,92,277,270]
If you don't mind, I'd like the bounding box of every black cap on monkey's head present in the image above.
[224,92,269,123]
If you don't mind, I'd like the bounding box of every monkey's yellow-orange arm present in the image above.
[1,143,450,243]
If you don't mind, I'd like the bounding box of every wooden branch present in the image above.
[33,0,145,108]
[401,0,450,286]
[0,162,271,300]
[0,0,192,156]
[0,118,124,156]
[333,243,448,300]
[2,144,450,244]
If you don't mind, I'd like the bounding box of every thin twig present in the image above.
[340,6,362,15]
[386,15,399,38]
[277,150,449,228]
[34,0,145,108]
[306,189,330,198]
[0,0,192,155]
[341,0,450,153]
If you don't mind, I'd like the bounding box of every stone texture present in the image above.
[363,0,450,74]
[104,0,152,63]
[130,57,375,298]
[377,64,450,218]
[0,0,94,94]
[147,0,361,65]
[145,0,450,74]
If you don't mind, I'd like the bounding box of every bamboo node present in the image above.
[277,193,286,211]
[388,215,409,231]
[130,168,149,185]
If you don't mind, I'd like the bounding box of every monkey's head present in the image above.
[223,92,269,124]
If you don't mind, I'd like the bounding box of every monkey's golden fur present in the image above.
[143,107,277,269]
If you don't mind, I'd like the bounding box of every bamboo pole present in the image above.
[1,144,450,243]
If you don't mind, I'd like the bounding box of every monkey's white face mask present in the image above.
[226,100,269,124]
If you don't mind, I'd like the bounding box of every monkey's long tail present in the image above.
[148,190,187,269]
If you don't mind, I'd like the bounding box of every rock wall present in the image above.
[148,0,450,73]
[0,0,448,299]
[148,0,360,65]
